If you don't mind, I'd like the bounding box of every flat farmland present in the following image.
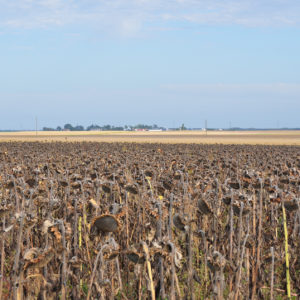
[0,130,300,145]
[0,141,299,299]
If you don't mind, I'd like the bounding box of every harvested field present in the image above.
[0,130,300,145]
[0,142,299,299]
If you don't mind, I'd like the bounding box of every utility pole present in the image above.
[35,117,38,136]
[205,120,207,136]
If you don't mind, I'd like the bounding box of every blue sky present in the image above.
[0,0,300,129]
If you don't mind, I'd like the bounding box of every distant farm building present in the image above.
[135,128,148,131]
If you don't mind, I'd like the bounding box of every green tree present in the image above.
[64,123,73,131]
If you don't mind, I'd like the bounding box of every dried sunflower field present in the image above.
[0,142,299,299]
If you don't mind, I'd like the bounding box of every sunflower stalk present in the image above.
[157,202,165,299]
[12,212,25,300]
[270,247,274,300]
[252,181,263,299]
[282,203,291,299]
[79,215,82,291]
[168,241,176,300]
[142,242,155,300]
[0,217,5,300]
[58,219,67,300]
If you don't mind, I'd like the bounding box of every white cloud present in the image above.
[119,18,142,37]
[0,0,300,34]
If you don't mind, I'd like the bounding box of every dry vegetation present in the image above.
[0,142,299,299]
[0,130,300,145]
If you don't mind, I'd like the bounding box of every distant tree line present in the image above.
[41,123,300,132]
[42,123,166,131]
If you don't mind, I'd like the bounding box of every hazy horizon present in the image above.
[1,123,300,132]
[1,0,300,130]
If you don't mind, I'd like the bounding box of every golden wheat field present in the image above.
[0,130,300,145]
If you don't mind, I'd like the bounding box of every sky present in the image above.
[0,0,300,130]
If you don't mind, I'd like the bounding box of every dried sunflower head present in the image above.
[173,214,186,231]
[102,184,111,194]
[283,199,299,212]
[198,198,213,215]
[125,184,138,195]
[126,251,145,264]
[24,248,55,270]
[91,214,120,233]
[232,202,250,216]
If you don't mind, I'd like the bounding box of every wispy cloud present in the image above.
[1,0,300,35]
[162,83,300,96]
